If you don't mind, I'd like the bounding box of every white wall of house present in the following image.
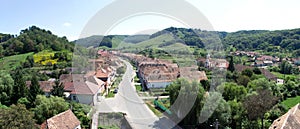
[146,81,171,89]
[70,94,94,105]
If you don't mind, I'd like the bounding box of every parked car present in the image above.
[113,88,118,94]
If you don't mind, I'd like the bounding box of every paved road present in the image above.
[93,58,179,129]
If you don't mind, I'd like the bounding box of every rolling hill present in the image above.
[74,27,300,57]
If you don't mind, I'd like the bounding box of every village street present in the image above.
[92,58,178,129]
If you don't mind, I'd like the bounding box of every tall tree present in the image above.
[0,71,14,106]
[243,89,278,129]
[0,104,38,129]
[280,61,293,74]
[11,68,28,104]
[28,74,43,105]
[51,80,65,97]
[228,56,235,72]
[237,75,250,87]
[33,95,69,124]
[241,68,253,77]
[167,78,205,127]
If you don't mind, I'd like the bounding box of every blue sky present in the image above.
[1,0,300,41]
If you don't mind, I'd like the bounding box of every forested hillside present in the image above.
[85,27,300,57]
[223,29,300,56]
[0,26,74,57]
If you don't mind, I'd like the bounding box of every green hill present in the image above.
[75,27,300,57]
[0,26,74,57]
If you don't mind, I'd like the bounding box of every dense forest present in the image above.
[0,26,74,57]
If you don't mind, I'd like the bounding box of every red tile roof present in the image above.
[59,74,85,83]
[71,81,99,95]
[235,64,253,73]
[95,69,109,78]
[260,68,277,81]
[26,81,55,92]
[40,109,80,129]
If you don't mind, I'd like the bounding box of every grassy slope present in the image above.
[271,72,300,80]
[0,52,34,70]
[116,34,174,51]
[281,96,300,108]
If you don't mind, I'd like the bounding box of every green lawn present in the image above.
[146,102,162,117]
[106,91,115,98]
[271,72,299,79]
[0,52,34,70]
[98,125,119,129]
[281,96,300,108]
[135,84,142,91]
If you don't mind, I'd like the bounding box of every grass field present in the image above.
[281,96,300,108]
[272,72,300,79]
[0,52,34,70]
[145,101,162,117]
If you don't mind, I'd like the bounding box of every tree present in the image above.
[243,89,278,129]
[247,78,275,92]
[0,71,14,106]
[0,104,38,129]
[0,45,3,58]
[116,66,126,75]
[219,82,247,101]
[253,67,262,74]
[228,100,245,129]
[11,68,28,104]
[28,74,43,105]
[200,92,232,128]
[228,56,235,72]
[70,102,91,128]
[200,80,210,91]
[237,75,250,87]
[280,61,293,74]
[167,78,205,127]
[51,80,65,97]
[241,68,253,77]
[23,55,34,68]
[33,95,69,124]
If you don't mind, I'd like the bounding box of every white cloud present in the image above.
[63,22,72,27]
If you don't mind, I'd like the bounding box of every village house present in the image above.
[179,66,208,82]
[234,64,253,73]
[252,61,264,67]
[40,109,81,129]
[59,74,102,105]
[69,81,100,105]
[138,61,179,89]
[95,67,116,89]
[263,60,273,66]
[26,79,56,97]
[205,54,229,69]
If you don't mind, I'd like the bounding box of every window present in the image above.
[73,96,76,100]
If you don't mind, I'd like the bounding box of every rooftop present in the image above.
[40,109,80,129]
[269,103,300,129]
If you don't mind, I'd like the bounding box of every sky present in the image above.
[1,0,300,41]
